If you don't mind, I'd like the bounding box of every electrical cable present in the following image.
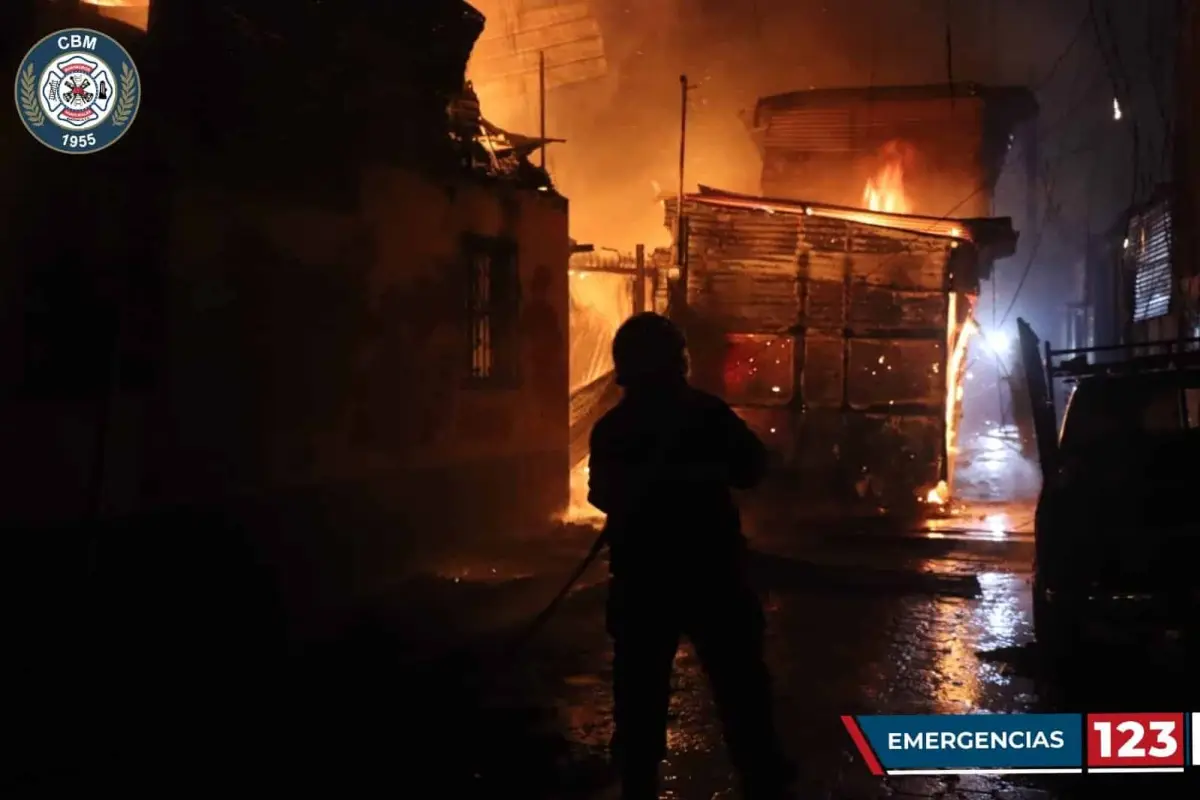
[997,130,1116,330]
[491,528,608,668]
[984,1,1175,338]
[670,8,1128,392]
[1033,10,1092,93]
[1090,0,1150,207]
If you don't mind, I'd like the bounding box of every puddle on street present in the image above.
[549,561,1042,797]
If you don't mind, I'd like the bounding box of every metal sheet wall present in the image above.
[757,97,988,217]
[672,200,955,508]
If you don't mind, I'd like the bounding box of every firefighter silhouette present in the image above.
[588,312,795,799]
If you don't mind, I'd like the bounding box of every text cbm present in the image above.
[58,34,98,51]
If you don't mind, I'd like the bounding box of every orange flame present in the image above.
[81,0,149,29]
[925,480,949,505]
[862,141,915,214]
[922,294,978,507]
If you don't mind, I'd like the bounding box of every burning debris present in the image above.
[448,80,563,186]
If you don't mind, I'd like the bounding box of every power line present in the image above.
[1033,10,1091,92]
[995,120,1118,330]
[1090,0,1146,207]
[997,180,1053,329]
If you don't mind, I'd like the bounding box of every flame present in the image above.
[862,141,914,214]
[81,0,149,29]
[922,294,978,506]
[561,255,637,524]
[946,309,978,462]
[561,460,604,527]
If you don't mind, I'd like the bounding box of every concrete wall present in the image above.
[147,169,568,512]
[2,162,570,639]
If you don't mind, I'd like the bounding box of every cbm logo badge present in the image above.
[14,28,141,155]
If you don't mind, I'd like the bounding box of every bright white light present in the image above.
[986,330,1009,353]
[1113,98,1122,120]
[984,514,1008,537]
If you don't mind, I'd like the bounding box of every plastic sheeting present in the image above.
[569,270,634,394]
[564,268,633,522]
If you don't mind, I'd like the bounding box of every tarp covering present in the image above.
[569,270,633,393]
[567,268,633,469]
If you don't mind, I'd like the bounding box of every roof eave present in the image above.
[674,186,1015,252]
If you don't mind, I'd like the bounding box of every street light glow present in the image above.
[986,330,1009,353]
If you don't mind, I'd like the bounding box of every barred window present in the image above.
[1129,203,1172,322]
[465,234,520,386]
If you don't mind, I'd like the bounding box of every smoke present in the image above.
[468,0,1083,252]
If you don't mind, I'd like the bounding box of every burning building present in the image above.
[749,83,1038,220]
[664,189,1016,511]
[4,1,570,638]
[647,83,1036,510]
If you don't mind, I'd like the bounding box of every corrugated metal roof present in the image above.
[753,84,1036,166]
[762,108,854,152]
[759,101,987,153]
[682,187,978,242]
[755,83,1036,121]
[468,1,606,92]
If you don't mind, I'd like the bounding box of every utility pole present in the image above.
[675,74,697,314]
[538,50,547,169]
[676,74,688,266]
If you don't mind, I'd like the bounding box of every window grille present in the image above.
[465,235,520,385]
[1129,202,1172,322]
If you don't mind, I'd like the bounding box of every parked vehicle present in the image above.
[1017,322,1200,663]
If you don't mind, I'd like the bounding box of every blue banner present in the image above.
[849,713,1084,772]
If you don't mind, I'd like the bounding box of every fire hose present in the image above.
[492,527,609,668]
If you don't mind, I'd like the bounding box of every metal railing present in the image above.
[1044,337,1200,384]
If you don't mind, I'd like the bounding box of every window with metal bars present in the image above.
[1129,203,1173,322]
[464,234,520,386]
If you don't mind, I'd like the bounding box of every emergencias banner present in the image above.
[842,713,1198,775]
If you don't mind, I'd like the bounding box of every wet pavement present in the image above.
[12,431,1196,798]
[517,536,1045,799]
[431,428,1196,799]
[486,531,1196,799]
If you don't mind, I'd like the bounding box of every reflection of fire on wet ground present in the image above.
[953,424,1042,502]
[917,425,1039,540]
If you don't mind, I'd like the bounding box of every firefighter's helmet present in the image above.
[612,312,688,388]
